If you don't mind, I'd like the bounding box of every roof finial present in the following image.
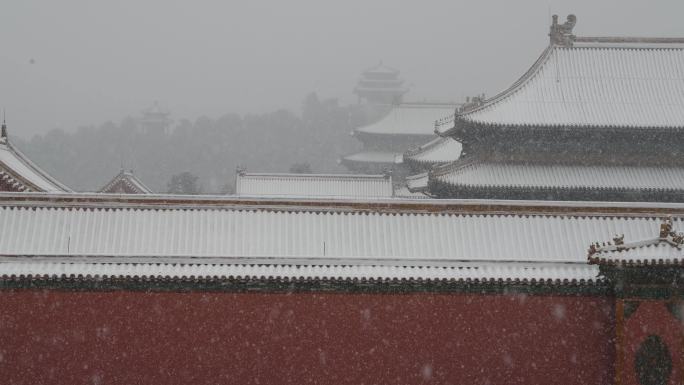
[549,14,577,47]
[236,165,246,176]
[1,109,7,142]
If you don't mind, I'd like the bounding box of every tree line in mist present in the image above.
[15,93,375,194]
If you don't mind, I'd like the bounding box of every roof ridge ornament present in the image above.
[1,110,7,143]
[588,217,684,257]
[458,95,485,113]
[236,165,246,177]
[549,14,577,47]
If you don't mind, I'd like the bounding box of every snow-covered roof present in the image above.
[341,151,403,165]
[0,133,71,193]
[1,193,684,282]
[433,162,684,192]
[3,192,684,282]
[141,101,169,117]
[235,172,393,199]
[438,38,684,135]
[406,172,429,193]
[98,170,152,194]
[356,103,456,136]
[392,185,429,199]
[361,62,401,76]
[404,136,462,166]
[0,258,598,284]
[588,218,684,265]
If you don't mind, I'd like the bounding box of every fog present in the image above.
[2,0,684,137]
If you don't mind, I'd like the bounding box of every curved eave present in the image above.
[437,45,555,137]
[588,256,684,267]
[404,137,462,167]
[0,141,72,192]
[441,118,684,138]
[434,182,684,195]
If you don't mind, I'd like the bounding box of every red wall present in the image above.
[620,301,683,385]
[0,290,614,385]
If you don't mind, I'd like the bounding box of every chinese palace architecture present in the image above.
[0,120,71,193]
[235,169,394,199]
[0,14,683,385]
[353,62,409,105]
[235,169,425,199]
[139,101,171,135]
[407,15,684,202]
[98,169,153,194]
[342,102,456,176]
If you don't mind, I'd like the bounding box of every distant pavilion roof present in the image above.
[235,171,393,199]
[0,124,71,193]
[98,169,153,194]
[340,151,403,165]
[361,62,401,76]
[356,103,456,137]
[4,193,684,283]
[438,37,684,135]
[141,101,170,118]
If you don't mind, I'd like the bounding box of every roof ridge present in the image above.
[437,45,556,137]
[575,36,684,44]
[98,169,152,194]
[239,172,388,179]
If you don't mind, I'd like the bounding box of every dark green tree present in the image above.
[166,172,201,194]
[289,162,312,174]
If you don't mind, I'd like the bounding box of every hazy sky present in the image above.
[2,0,684,137]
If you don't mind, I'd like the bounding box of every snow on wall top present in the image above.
[0,258,599,283]
[235,172,393,199]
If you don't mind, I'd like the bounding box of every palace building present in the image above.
[235,169,394,199]
[0,120,71,193]
[341,102,456,176]
[353,62,409,105]
[0,14,682,385]
[139,101,171,135]
[0,192,681,385]
[409,15,684,202]
[98,169,153,194]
